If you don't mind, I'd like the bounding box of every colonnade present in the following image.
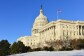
[40,25,56,41]
[79,25,84,36]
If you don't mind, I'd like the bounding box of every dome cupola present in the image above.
[33,5,48,29]
[32,5,48,36]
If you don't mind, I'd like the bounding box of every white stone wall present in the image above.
[17,6,84,48]
[17,20,84,48]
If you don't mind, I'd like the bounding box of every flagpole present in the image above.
[57,11,58,20]
[57,9,61,20]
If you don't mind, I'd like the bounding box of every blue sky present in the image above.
[0,0,84,43]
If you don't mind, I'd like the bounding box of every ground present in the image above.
[8,50,84,56]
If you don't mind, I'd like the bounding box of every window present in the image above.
[60,24,64,28]
[63,30,65,36]
[74,31,75,36]
[77,32,78,35]
[70,31,71,35]
[66,25,68,28]
[76,26,78,29]
[63,25,64,28]
[31,43,32,45]
[67,31,68,35]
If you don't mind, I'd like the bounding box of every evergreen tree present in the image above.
[10,41,27,54]
[26,46,32,52]
[0,40,10,56]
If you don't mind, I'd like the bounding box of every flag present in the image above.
[57,9,61,19]
[57,9,61,13]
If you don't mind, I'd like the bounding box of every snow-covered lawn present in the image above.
[8,50,84,56]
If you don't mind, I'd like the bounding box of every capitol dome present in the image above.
[33,6,48,29]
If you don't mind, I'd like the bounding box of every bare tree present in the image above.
[62,35,71,49]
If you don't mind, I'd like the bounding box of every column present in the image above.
[82,26,84,35]
[81,25,82,36]
[52,26,54,38]
[77,25,79,38]
[54,26,55,37]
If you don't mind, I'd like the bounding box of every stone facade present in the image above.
[17,6,84,48]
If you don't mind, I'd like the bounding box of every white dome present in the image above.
[33,7,48,29]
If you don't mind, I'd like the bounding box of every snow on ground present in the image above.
[8,50,84,56]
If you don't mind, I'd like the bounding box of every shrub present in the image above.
[48,46,54,51]
[43,46,54,51]
[33,48,42,51]
[43,46,49,51]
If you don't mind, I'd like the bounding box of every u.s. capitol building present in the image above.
[17,6,84,48]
